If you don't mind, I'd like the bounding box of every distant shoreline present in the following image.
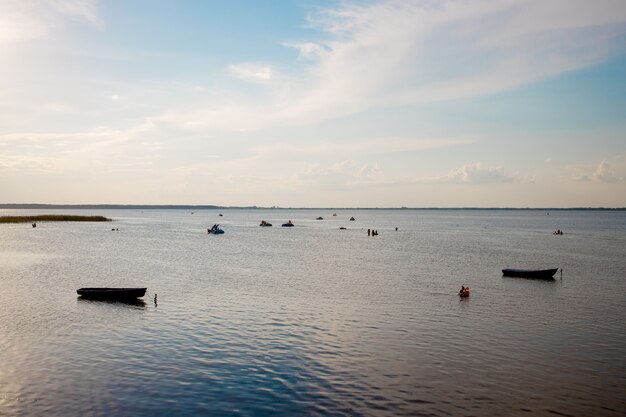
[0,204,624,211]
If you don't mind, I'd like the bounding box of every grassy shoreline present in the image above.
[0,215,111,223]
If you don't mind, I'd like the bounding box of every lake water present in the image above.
[1,209,625,416]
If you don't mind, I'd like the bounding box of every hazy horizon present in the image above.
[1,1,625,206]
[1,203,624,210]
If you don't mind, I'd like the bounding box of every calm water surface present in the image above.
[1,209,625,416]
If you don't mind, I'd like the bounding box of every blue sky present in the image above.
[1,0,625,207]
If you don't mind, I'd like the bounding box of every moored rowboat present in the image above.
[502,268,558,279]
[77,287,147,300]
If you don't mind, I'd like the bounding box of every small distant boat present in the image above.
[316,217,323,220]
[282,221,294,227]
[459,287,470,298]
[77,287,146,300]
[339,227,346,230]
[502,268,558,279]
[349,217,355,221]
[219,214,223,217]
[260,221,272,227]
[333,213,337,216]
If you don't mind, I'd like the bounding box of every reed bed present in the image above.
[0,215,111,223]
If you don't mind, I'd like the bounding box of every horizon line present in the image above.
[1,204,624,211]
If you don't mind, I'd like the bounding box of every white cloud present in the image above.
[298,160,382,187]
[297,0,626,110]
[292,160,521,188]
[3,0,626,136]
[572,159,625,182]
[0,122,161,175]
[446,162,515,184]
[0,0,100,44]
[167,0,626,133]
[0,154,54,173]
[282,42,326,60]
[52,0,100,26]
[592,160,620,182]
[228,63,275,82]
[8,0,618,137]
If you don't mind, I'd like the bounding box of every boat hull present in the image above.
[502,268,558,279]
[77,287,147,300]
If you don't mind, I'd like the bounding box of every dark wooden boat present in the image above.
[77,287,147,300]
[502,268,558,279]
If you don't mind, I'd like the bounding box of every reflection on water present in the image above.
[502,276,557,281]
[77,296,147,308]
[0,209,625,416]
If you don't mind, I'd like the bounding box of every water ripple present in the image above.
[0,209,625,416]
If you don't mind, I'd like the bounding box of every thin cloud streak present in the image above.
[155,0,626,133]
[293,160,523,189]
[287,0,626,115]
[229,63,275,82]
[446,162,515,184]
[0,0,100,44]
[247,137,472,158]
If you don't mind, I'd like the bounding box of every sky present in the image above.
[1,0,625,207]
